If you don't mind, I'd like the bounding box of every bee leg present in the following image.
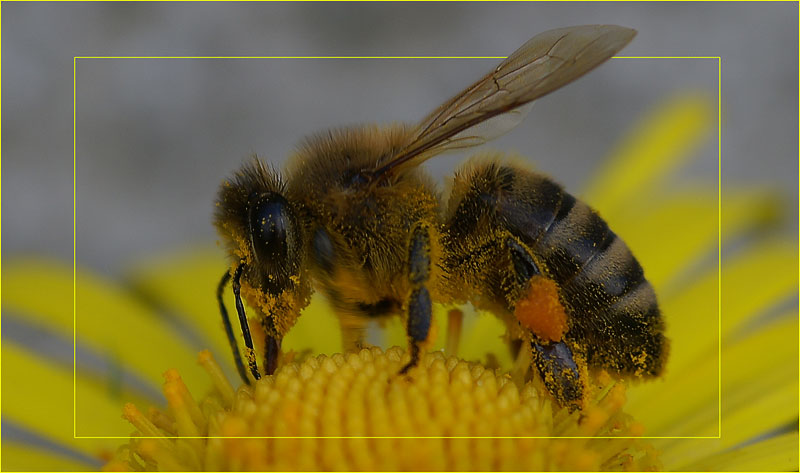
[217,269,251,385]
[313,227,367,352]
[231,263,261,381]
[339,313,369,352]
[400,287,430,374]
[531,339,583,411]
[400,225,432,374]
[510,337,532,386]
[507,238,584,409]
[507,237,540,283]
[264,332,281,376]
[445,308,464,357]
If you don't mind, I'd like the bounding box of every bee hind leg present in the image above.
[508,238,585,410]
[443,162,588,408]
[400,225,432,374]
[531,339,583,411]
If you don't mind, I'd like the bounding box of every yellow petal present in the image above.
[631,238,794,380]
[721,317,797,442]
[629,238,795,432]
[2,342,136,458]
[606,190,778,291]
[3,259,210,409]
[625,243,795,435]
[127,248,343,367]
[125,249,251,376]
[583,93,715,217]
[456,309,512,368]
[720,239,797,337]
[655,267,718,374]
[626,346,719,436]
[283,296,344,355]
[628,314,796,438]
[679,430,799,471]
[1,443,98,472]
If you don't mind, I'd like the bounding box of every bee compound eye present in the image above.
[248,193,294,266]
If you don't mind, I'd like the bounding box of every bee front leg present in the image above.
[218,264,286,383]
[400,225,432,374]
[231,263,262,382]
[229,263,286,379]
[217,269,251,384]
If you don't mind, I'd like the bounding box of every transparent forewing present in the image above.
[432,102,535,151]
[376,25,636,176]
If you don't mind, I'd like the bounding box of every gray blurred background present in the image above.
[3,2,797,276]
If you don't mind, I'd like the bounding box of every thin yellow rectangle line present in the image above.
[72,56,78,440]
[74,56,507,60]
[73,435,724,440]
[73,54,723,440]
[5,0,798,2]
[616,56,721,59]
[0,3,3,451]
[72,55,721,59]
[717,56,723,439]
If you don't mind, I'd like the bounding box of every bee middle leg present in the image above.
[399,224,432,374]
[339,313,369,352]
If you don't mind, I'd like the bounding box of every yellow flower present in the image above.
[105,349,658,471]
[2,94,796,471]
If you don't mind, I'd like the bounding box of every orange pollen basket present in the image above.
[514,276,568,342]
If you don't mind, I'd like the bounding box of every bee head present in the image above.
[214,160,304,294]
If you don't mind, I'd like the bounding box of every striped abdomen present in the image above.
[444,162,667,377]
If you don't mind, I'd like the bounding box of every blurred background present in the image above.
[3,2,797,275]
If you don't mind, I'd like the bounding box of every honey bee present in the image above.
[214,25,668,409]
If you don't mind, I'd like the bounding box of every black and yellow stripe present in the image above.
[443,160,667,379]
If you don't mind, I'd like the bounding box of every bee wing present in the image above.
[375,25,636,177]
